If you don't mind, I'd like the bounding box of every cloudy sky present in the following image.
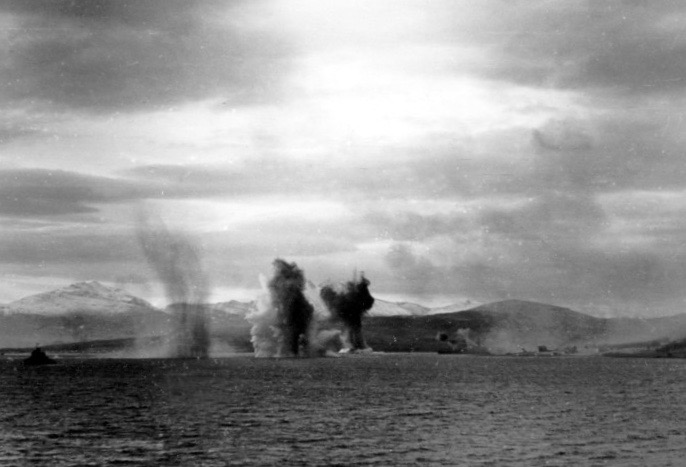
[1,0,686,316]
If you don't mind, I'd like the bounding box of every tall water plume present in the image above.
[248,259,316,357]
[137,212,209,358]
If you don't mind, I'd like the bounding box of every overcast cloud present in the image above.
[2,0,686,316]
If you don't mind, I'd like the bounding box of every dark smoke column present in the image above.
[169,303,210,359]
[320,272,375,351]
[268,259,314,356]
[137,212,210,359]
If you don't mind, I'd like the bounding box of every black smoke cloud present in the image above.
[248,259,315,357]
[268,259,314,356]
[320,273,375,351]
[136,212,209,358]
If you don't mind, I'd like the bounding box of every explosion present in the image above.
[248,259,315,357]
[320,271,375,351]
[248,260,376,357]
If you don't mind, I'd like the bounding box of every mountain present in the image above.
[428,299,481,314]
[5,284,686,356]
[367,299,431,317]
[207,300,255,315]
[172,297,431,318]
[364,299,592,352]
[467,299,606,351]
[5,281,157,316]
[364,299,686,353]
[0,282,170,348]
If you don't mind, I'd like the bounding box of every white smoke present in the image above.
[246,274,283,357]
[305,281,345,356]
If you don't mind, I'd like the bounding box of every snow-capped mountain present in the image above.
[367,299,431,317]
[429,299,482,315]
[5,281,160,316]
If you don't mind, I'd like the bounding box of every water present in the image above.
[1,354,686,466]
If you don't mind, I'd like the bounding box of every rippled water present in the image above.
[1,354,686,466]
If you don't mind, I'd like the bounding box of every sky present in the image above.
[1,0,686,317]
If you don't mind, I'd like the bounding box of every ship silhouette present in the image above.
[23,347,56,366]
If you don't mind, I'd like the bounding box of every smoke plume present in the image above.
[137,212,210,358]
[320,271,375,351]
[248,259,315,357]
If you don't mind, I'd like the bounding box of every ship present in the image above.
[23,347,57,366]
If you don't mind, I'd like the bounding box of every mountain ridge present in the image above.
[6,281,159,316]
[3,283,686,354]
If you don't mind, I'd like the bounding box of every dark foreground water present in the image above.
[1,354,686,466]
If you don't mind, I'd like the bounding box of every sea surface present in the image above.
[1,354,685,466]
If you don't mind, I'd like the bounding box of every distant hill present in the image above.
[366,299,431,317]
[364,299,686,353]
[467,300,605,352]
[0,282,170,348]
[0,283,437,351]
[364,299,598,353]
[6,281,156,316]
[4,284,686,356]
[207,300,255,315]
[172,297,431,317]
[427,299,482,314]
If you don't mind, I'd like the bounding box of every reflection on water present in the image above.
[1,355,686,466]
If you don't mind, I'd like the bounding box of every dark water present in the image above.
[1,354,686,466]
